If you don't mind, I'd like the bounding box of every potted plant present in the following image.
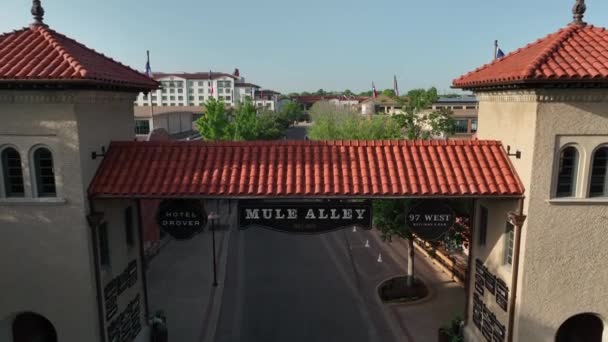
[438,316,463,342]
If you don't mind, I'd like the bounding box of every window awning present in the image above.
[88,140,524,199]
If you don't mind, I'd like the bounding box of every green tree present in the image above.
[315,89,327,96]
[230,101,260,140]
[307,101,402,140]
[382,89,396,98]
[195,98,230,140]
[392,87,455,140]
[343,89,354,96]
[280,101,305,123]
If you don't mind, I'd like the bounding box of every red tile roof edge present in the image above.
[453,24,608,89]
[88,139,525,198]
[0,26,159,90]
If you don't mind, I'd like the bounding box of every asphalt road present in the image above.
[214,227,400,342]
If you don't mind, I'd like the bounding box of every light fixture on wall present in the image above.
[91,146,106,160]
[506,145,522,159]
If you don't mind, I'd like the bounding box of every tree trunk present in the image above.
[406,238,415,287]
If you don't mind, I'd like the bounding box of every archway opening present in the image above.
[556,313,604,342]
[12,312,57,342]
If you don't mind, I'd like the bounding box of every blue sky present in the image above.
[2,0,607,94]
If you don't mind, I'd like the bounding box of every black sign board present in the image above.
[495,278,509,312]
[473,293,483,329]
[157,199,207,240]
[482,306,493,341]
[238,201,372,234]
[484,267,496,295]
[406,200,455,241]
[475,259,485,296]
[493,316,506,342]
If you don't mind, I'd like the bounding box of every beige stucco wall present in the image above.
[0,90,141,342]
[463,198,519,342]
[515,92,608,342]
[94,199,149,342]
[465,89,608,342]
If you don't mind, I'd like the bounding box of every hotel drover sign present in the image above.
[238,201,372,234]
[156,199,207,240]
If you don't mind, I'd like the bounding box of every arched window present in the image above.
[12,312,57,342]
[33,147,56,197]
[590,146,608,197]
[556,146,578,198]
[555,313,604,342]
[1,147,24,197]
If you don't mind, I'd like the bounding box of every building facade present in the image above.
[0,4,158,342]
[454,4,608,341]
[134,71,279,110]
[432,96,479,137]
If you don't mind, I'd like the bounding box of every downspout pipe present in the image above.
[463,198,477,326]
[87,197,107,342]
[507,197,526,342]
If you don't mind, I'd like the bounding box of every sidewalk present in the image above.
[146,202,234,342]
[369,231,466,342]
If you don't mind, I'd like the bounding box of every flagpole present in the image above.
[147,50,155,133]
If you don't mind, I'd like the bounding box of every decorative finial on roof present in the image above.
[31,0,45,27]
[572,0,587,25]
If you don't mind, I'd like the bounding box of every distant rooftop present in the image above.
[435,96,477,103]
[154,72,238,80]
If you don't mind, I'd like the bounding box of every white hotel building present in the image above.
[133,71,280,138]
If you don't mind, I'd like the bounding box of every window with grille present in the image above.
[124,206,135,247]
[135,120,150,135]
[33,148,56,197]
[1,148,24,197]
[454,119,469,133]
[590,146,608,197]
[99,223,110,267]
[556,146,578,197]
[504,222,515,266]
[478,206,488,246]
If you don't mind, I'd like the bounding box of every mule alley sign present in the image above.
[239,201,372,234]
[406,200,455,241]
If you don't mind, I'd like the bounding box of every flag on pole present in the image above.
[393,75,399,97]
[372,82,377,99]
[494,40,506,59]
[496,48,505,59]
[145,50,153,78]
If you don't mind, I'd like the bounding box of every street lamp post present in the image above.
[208,211,220,287]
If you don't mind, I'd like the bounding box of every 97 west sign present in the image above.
[238,201,372,234]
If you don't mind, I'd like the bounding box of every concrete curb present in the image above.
[201,224,233,342]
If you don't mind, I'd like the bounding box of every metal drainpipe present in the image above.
[88,198,107,342]
[463,198,477,326]
[507,197,526,342]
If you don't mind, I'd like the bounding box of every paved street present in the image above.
[145,190,465,342]
[215,227,402,342]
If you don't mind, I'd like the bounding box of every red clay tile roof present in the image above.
[88,140,524,198]
[0,26,158,90]
[453,24,608,89]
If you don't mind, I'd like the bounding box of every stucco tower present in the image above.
[454,1,608,341]
[0,2,158,341]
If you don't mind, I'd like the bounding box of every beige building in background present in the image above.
[454,3,608,342]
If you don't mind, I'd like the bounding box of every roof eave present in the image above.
[0,78,159,92]
[452,78,608,91]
